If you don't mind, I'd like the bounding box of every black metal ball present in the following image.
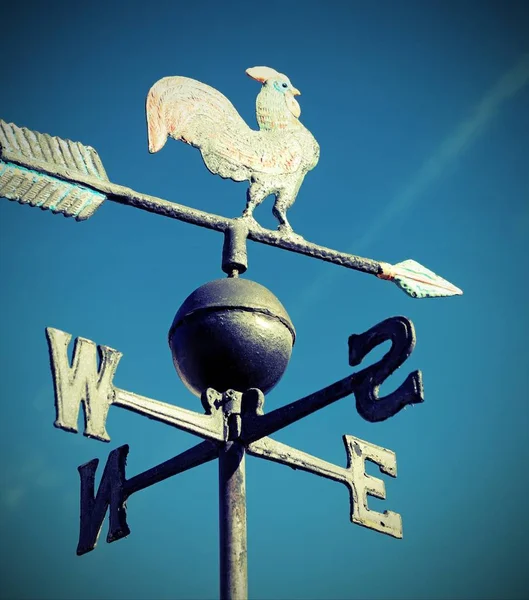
[168,278,295,397]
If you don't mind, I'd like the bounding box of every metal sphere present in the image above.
[168,278,295,397]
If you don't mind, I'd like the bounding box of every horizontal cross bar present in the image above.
[76,439,219,554]
[247,436,349,484]
[113,387,225,442]
[247,435,403,539]
[241,372,358,444]
[124,440,219,497]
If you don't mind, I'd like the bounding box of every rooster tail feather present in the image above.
[146,86,169,153]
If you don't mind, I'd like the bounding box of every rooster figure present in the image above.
[146,66,319,232]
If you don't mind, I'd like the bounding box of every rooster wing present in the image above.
[146,76,303,182]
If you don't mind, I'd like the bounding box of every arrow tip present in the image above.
[378,260,463,299]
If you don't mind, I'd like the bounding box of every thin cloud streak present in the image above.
[295,54,529,314]
[353,53,529,252]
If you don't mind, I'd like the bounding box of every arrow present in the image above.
[377,259,463,299]
[0,120,462,299]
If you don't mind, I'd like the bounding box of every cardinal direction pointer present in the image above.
[79,406,402,554]
[47,328,225,443]
[348,316,424,422]
[77,445,130,555]
[247,434,402,539]
[78,440,219,554]
[46,327,122,442]
[241,316,424,444]
[54,314,418,554]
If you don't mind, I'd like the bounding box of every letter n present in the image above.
[77,445,130,555]
[46,328,122,442]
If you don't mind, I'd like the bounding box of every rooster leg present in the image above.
[273,175,305,231]
[272,191,295,231]
[242,182,268,219]
[272,202,291,231]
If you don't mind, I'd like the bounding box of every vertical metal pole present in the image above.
[219,441,248,600]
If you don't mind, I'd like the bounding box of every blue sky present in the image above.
[1,1,528,599]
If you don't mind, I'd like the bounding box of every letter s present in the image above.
[349,316,424,422]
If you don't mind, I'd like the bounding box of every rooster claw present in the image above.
[239,214,264,230]
[278,225,304,241]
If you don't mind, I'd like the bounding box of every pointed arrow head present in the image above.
[379,259,463,299]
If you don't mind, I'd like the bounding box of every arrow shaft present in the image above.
[3,153,382,277]
[117,186,382,275]
[107,180,382,276]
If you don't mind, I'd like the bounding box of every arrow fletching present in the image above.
[378,259,463,299]
[0,120,107,220]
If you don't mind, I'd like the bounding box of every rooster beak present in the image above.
[291,87,301,96]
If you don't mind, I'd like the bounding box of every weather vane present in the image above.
[1,65,462,599]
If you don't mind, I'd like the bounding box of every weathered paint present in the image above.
[46,328,121,442]
[247,434,402,539]
[46,328,225,443]
[0,160,106,219]
[146,67,318,231]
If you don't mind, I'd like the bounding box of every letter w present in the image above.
[46,328,122,442]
